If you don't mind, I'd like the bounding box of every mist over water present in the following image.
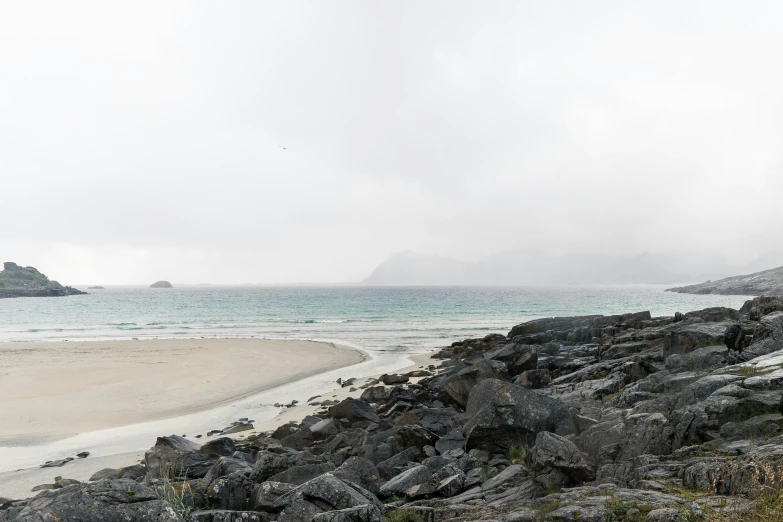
[0,286,751,351]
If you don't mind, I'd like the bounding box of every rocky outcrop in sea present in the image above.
[668,265,783,296]
[5,296,783,521]
[150,281,174,288]
[0,262,85,299]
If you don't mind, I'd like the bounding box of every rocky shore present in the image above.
[5,296,783,521]
[0,262,85,298]
[668,265,783,296]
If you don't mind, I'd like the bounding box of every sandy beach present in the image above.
[0,338,363,446]
[0,339,434,498]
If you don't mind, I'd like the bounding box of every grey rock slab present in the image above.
[378,465,433,497]
[528,431,595,483]
[329,398,380,423]
[481,464,528,492]
[464,379,577,454]
[311,504,383,522]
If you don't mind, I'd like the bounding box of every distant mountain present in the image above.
[667,266,783,296]
[0,262,86,298]
[362,250,783,286]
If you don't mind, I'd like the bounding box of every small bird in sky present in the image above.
[280,146,288,151]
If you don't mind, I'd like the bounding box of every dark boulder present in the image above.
[463,379,577,453]
[329,398,380,424]
[198,437,236,457]
[251,481,296,512]
[527,431,595,484]
[0,479,181,521]
[359,386,390,403]
[274,474,382,522]
[332,457,383,494]
[444,359,510,407]
[311,505,383,522]
[268,462,337,485]
[484,343,538,376]
[381,374,409,385]
[144,435,200,479]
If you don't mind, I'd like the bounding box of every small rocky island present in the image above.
[87,286,105,290]
[6,296,783,520]
[150,281,173,288]
[0,262,85,299]
[668,265,783,296]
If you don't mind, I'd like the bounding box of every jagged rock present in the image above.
[435,428,466,454]
[395,407,462,436]
[269,462,336,485]
[527,431,595,484]
[332,457,382,494]
[359,386,390,403]
[251,481,296,511]
[743,311,783,359]
[280,426,314,449]
[40,458,74,468]
[189,511,271,522]
[480,464,528,492]
[198,437,236,456]
[395,424,438,450]
[485,343,538,376]
[379,465,433,497]
[1,479,180,521]
[514,369,552,389]
[381,374,409,385]
[204,456,251,484]
[663,323,732,359]
[463,379,577,453]
[274,474,382,522]
[181,453,220,479]
[376,447,421,479]
[311,505,383,522]
[311,418,339,440]
[645,508,686,522]
[144,435,201,479]
[89,464,146,482]
[444,359,511,406]
[221,422,253,435]
[329,398,380,423]
[206,473,253,511]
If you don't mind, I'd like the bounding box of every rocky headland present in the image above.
[151,281,174,288]
[0,262,85,299]
[668,266,783,296]
[5,297,783,521]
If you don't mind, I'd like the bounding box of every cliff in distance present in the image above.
[0,262,85,298]
[668,265,783,296]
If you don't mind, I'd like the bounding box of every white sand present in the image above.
[0,346,435,501]
[0,338,363,444]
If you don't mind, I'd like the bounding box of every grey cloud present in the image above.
[1,1,782,283]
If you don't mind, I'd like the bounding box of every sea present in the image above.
[0,285,753,471]
[0,284,752,349]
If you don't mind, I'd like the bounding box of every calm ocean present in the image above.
[0,285,751,350]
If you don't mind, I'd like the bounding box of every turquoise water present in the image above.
[0,285,751,352]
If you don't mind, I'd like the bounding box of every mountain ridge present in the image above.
[362,250,783,285]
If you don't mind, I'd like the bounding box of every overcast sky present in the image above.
[1,1,782,284]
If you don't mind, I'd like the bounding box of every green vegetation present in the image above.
[602,497,652,521]
[509,445,527,464]
[384,508,425,522]
[726,365,776,378]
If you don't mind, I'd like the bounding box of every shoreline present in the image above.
[0,339,435,500]
[0,338,365,444]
